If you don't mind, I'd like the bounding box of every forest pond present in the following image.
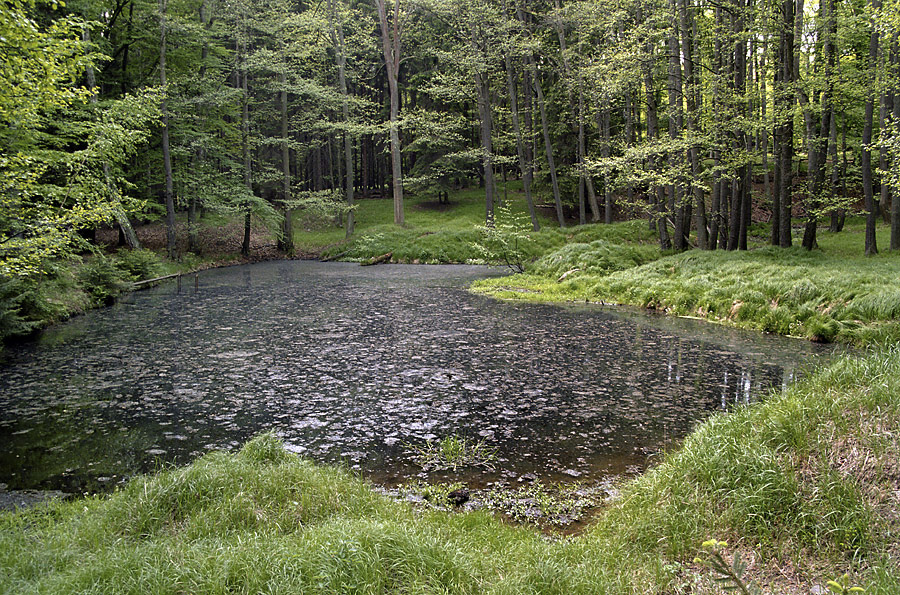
[0,261,837,495]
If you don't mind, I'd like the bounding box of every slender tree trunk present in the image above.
[278,70,294,255]
[530,57,565,227]
[801,0,835,250]
[668,0,687,250]
[879,86,893,224]
[862,0,880,254]
[475,71,495,224]
[777,0,795,247]
[552,1,600,222]
[329,0,354,237]
[644,59,670,249]
[680,0,707,248]
[240,39,252,257]
[599,108,613,224]
[892,41,900,249]
[828,109,843,231]
[159,0,176,259]
[502,22,539,230]
[375,0,404,226]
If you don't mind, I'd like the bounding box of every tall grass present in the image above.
[476,221,900,345]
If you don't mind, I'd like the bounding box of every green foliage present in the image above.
[398,481,468,507]
[694,540,762,595]
[111,249,163,281]
[531,240,658,278]
[481,481,603,527]
[77,257,131,306]
[473,203,533,272]
[405,435,497,472]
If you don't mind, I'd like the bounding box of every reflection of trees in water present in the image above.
[0,262,829,492]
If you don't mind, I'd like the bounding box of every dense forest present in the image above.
[4,0,900,277]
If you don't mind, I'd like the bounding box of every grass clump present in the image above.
[481,481,605,527]
[406,435,497,472]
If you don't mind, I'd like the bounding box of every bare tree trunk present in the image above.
[502,22,539,230]
[159,0,176,259]
[375,0,404,226]
[599,108,613,224]
[668,0,687,250]
[240,39,252,257]
[862,0,880,255]
[553,2,600,222]
[278,70,293,255]
[892,41,900,249]
[329,0,354,237]
[680,0,707,248]
[475,71,496,224]
[530,57,565,227]
[777,0,795,247]
[801,0,835,250]
[644,58,670,250]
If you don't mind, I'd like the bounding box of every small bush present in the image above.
[78,257,131,306]
[113,249,162,281]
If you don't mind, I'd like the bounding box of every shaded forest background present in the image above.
[4,0,900,274]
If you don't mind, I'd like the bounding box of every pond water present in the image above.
[0,261,836,494]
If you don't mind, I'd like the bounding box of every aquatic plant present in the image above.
[481,481,604,527]
[406,435,497,471]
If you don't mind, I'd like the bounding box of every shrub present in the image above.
[113,249,162,281]
[78,257,131,306]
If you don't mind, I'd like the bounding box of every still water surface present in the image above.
[0,261,835,493]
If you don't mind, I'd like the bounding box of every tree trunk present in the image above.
[668,0,687,250]
[680,0,707,248]
[862,0,881,255]
[502,26,539,230]
[553,2,600,222]
[777,0,795,247]
[475,71,495,225]
[375,0,404,226]
[892,41,900,249]
[159,0,176,259]
[329,0,354,238]
[278,70,294,255]
[530,57,565,227]
[240,39,252,258]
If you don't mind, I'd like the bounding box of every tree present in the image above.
[375,0,405,226]
[1,0,157,276]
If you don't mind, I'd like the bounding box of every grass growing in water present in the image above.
[406,435,497,471]
[475,220,900,345]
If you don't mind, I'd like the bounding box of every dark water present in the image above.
[0,261,835,493]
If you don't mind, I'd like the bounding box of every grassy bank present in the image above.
[2,347,898,593]
[474,221,900,346]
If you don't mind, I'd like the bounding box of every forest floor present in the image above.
[3,186,900,593]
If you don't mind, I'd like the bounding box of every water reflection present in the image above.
[0,261,835,493]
